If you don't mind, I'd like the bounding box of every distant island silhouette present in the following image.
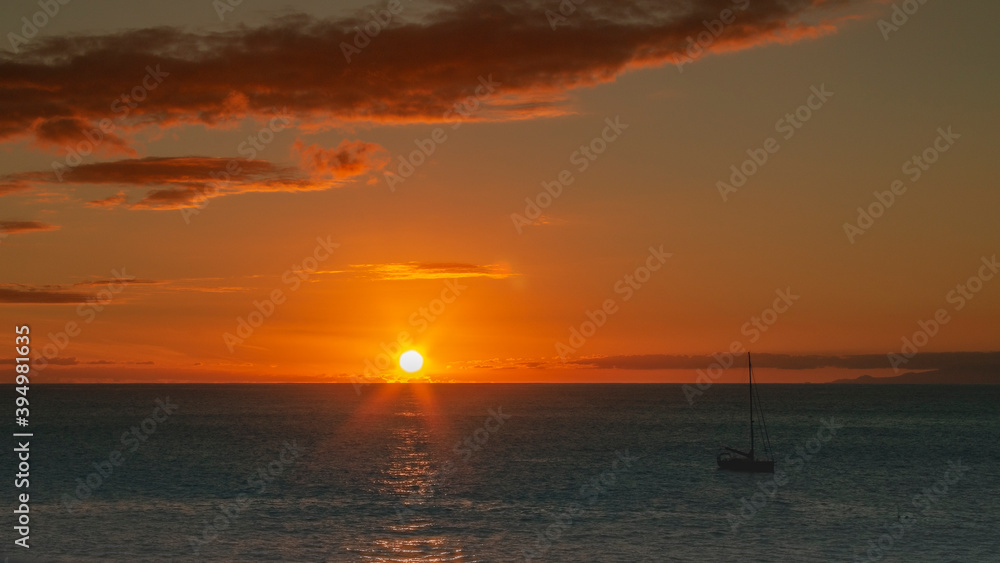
[829,369,1000,384]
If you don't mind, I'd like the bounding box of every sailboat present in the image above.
[717,352,775,473]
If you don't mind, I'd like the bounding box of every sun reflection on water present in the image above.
[345,386,473,562]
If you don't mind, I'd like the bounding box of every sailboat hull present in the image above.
[717,457,774,473]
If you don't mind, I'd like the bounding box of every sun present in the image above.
[399,350,424,373]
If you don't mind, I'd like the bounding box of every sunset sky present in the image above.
[1,0,998,383]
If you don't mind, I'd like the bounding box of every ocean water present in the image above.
[3,384,998,562]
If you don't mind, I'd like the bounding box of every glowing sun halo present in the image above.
[399,350,423,373]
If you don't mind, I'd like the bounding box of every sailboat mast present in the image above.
[748,353,754,460]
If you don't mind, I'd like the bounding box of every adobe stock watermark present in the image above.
[684,287,800,404]
[877,0,932,41]
[212,0,246,21]
[675,0,750,72]
[181,107,292,223]
[383,75,501,191]
[522,449,638,561]
[556,245,670,361]
[51,64,169,181]
[887,254,997,373]
[716,84,833,202]
[512,116,628,234]
[351,279,467,393]
[60,397,179,512]
[843,126,959,244]
[6,0,72,54]
[32,268,138,372]
[223,236,339,352]
[727,417,843,532]
[188,440,306,555]
[852,460,969,562]
[544,0,584,30]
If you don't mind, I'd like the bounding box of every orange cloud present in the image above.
[31,117,137,157]
[0,0,870,151]
[86,191,127,208]
[0,277,248,305]
[565,352,1000,372]
[293,139,387,178]
[0,285,93,304]
[0,140,385,209]
[0,220,60,234]
[338,262,516,280]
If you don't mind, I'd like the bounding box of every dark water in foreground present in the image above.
[2,384,998,562]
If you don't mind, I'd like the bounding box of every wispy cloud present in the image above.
[0,277,249,305]
[0,0,871,151]
[340,262,515,280]
[0,220,60,234]
[85,191,128,208]
[293,139,387,179]
[448,352,1000,373]
[0,286,93,304]
[565,352,1000,371]
[0,357,154,366]
[0,139,384,209]
[0,356,78,365]
[73,278,161,287]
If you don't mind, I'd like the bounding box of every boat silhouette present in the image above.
[717,352,775,473]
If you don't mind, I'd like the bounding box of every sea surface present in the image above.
[2,384,998,562]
